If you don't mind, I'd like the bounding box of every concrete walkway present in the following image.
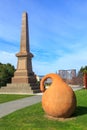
[0,95,42,118]
[69,85,84,91]
[0,85,83,118]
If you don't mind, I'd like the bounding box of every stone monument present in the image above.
[12,12,36,85]
[0,12,40,94]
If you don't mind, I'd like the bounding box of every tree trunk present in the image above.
[83,73,87,89]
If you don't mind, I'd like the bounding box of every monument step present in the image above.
[33,89,41,93]
[0,83,40,94]
[0,87,33,94]
[0,87,32,92]
[7,83,31,87]
[6,83,40,90]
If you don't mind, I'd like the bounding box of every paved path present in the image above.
[0,86,83,118]
[0,95,42,118]
[69,85,84,91]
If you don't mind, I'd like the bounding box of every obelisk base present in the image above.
[12,77,35,84]
[0,83,40,94]
[12,69,37,85]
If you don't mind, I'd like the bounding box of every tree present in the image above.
[0,63,15,87]
[78,66,87,76]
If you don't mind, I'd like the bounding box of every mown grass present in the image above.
[0,94,33,103]
[0,89,87,130]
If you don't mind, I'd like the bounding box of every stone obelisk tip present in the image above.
[22,12,27,16]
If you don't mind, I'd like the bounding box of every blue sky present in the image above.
[0,0,87,75]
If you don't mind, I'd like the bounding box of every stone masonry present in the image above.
[0,12,40,94]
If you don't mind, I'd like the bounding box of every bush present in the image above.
[0,63,15,87]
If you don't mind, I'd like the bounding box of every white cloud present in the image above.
[53,48,87,73]
[0,51,17,67]
[32,60,56,75]
[0,45,87,76]
[32,46,87,75]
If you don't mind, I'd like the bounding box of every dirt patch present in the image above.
[44,114,76,122]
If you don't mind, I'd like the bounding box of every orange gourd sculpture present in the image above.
[40,73,76,118]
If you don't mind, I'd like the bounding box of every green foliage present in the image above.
[78,66,87,77]
[0,90,87,129]
[0,62,15,87]
[80,66,87,73]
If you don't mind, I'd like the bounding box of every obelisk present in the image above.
[0,12,40,94]
[12,12,37,85]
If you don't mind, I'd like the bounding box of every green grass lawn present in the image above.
[0,94,33,103]
[0,89,87,130]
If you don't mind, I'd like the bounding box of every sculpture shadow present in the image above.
[72,106,87,117]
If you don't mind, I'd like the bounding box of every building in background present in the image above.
[58,69,76,84]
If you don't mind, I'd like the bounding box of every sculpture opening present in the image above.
[44,78,52,90]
